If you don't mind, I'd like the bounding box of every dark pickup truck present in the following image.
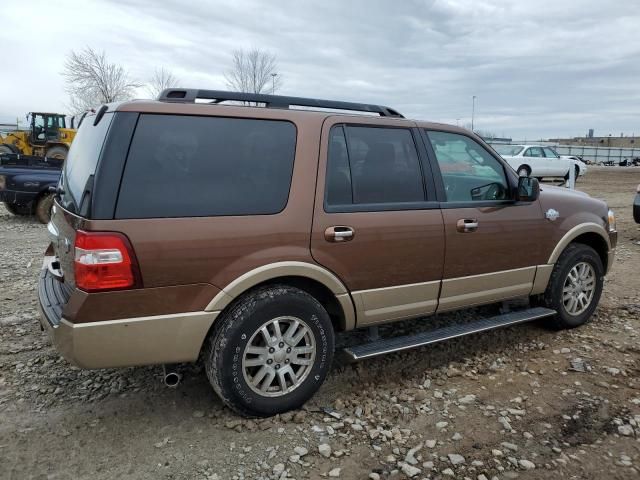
[0,153,61,223]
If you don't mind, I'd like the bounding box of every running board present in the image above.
[343,307,556,361]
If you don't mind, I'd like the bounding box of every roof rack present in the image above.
[157,89,404,118]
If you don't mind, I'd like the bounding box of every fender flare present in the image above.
[547,222,611,265]
[205,261,356,330]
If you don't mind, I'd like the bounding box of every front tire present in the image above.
[564,166,580,182]
[45,146,68,161]
[541,243,604,329]
[204,285,335,417]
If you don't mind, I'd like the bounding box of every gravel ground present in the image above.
[1,167,639,480]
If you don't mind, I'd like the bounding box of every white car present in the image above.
[493,144,587,180]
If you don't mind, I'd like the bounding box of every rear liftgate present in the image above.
[344,307,556,361]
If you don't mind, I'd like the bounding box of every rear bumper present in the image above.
[38,261,219,369]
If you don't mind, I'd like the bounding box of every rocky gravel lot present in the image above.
[1,167,639,480]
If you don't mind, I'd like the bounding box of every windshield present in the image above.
[59,113,113,214]
[493,145,524,156]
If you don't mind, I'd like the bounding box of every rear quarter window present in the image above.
[115,114,297,218]
[61,112,113,213]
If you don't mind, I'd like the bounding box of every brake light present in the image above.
[74,230,140,292]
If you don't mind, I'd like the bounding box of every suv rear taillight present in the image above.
[74,230,140,292]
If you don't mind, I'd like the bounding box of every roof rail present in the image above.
[157,89,404,118]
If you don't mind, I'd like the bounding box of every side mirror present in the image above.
[517,176,540,202]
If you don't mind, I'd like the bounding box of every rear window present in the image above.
[115,114,296,218]
[60,112,113,213]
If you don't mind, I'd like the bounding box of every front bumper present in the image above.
[38,259,218,369]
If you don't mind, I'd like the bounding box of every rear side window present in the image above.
[325,125,425,207]
[115,115,296,218]
[61,112,113,213]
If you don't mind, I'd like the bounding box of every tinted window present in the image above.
[427,131,509,202]
[61,112,113,213]
[115,114,296,218]
[325,125,425,206]
[326,127,353,205]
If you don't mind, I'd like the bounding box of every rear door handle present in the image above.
[325,226,355,242]
[457,218,478,233]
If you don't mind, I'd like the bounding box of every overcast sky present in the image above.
[1,0,639,139]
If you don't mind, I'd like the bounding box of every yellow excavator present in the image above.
[0,112,77,160]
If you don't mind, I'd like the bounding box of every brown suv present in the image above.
[38,90,617,416]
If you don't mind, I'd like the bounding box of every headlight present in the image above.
[608,209,616,232]
[0,175,5,190]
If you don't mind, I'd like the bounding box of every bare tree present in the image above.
[474,129,499,140]
[62,47,140,113]
[146,67,180,98]
[224,48,283,94]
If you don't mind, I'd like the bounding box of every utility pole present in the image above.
[271,73,278,95]
[456,118,461,126]
[471,95,476,132]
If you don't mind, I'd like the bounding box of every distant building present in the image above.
[548,135,638,148]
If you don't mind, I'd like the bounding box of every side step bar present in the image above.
[343,307,556,361]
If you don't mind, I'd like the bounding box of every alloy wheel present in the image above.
[562,262,596,316]
[242,316,316,397]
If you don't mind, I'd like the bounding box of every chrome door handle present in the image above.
[457,218,478,233]
[325,226,355,242]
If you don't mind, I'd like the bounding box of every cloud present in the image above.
[1,0,638,139]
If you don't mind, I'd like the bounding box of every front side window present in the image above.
[116,114,296,218]
[543,147,559,158]
[427,130,509,202]
[325,125,425,207]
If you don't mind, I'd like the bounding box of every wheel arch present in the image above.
[205,261,356,332]
[548,223,611,273]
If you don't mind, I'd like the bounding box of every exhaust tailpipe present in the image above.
[162,365,182,388]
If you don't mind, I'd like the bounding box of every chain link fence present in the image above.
[487,140,640,165]
[552,145,640,165]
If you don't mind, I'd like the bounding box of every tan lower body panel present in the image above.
[437,267,536,313]
[531,264,554,295]
[47,311,218,369]
[352,281,440,326]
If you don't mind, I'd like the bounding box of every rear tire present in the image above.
[541,243,604,329]
[204,285,335,417]
[3,202,31,216]
[34,194,54,224]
